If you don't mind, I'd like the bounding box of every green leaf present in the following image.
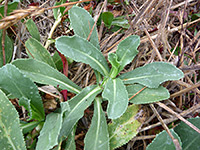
[69,6,100,49]
[0,89,26,150]
[64,126,76,150]
[0,64,45,120]
[59,85,102,139]
[102,78,128,119]
[0,30,13,67]
[102,12,114,28]
[126,84,170,104]
[53,0,65,20]
[25,19,40,41]
[55,35,109,77]
[111,18,130,29]
[146,129,182,150]
[108,104,142,150]
[0,0,19,19]
[84,97,109,150]
[25,38,56,68]
[108,53,120,78]
[36,102,70,150]
[174,117,200,150]
[116,35,140,72]
[12,59,81,94]
[20,121,40,134]
[119,62,184,88]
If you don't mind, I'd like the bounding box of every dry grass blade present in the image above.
[0,0,91,30]
[0,6,45,30]
[150,104,181,150]
[157,102,200,134]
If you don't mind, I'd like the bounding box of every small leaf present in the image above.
[25,38,56,68]
[0,30,13,67]
[0,89,26,150]
[84,97,109,150]
[146,129,182,150]
[12,59,81,94]
[59,85,102,139]
[108,104,142,150]
[0,64,45,120]
[55,35,109,77]
[108,53,120,78]
[20,121,40,134]
[111,18,130,29]
[25,19,40,41]
[116,35,140,72]
[119,62,184,88]
[102,12,114,28]
[36,102,70,150]
[102,78,128,119]
[126,84,170,104]
[69,6,100,49]
[174,117,200,150]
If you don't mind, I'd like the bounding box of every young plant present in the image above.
[0,5,185,150]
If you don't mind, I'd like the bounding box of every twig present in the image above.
[170,82,200,98]
[0,0,91,30]
[87,0,107,41]
[1,0,8,65]
[129,87,147,101]
[150,104,181,150]
[156,102,200,134]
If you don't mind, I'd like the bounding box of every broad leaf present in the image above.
[12,59,81,94]
[84,97,109,150]
[0,89,26,150]
[25,19,40,41]
[116,35,140,72]
[0,30,13,67]
[25,38,56,68]
[174,117,200,150]
[108,104,142,150]
[102,78,128,119]
[0,0,19,19]
[59,85,102,139]
[126,84,170,104]
[119,62,184,88]
[0,64,44,120]
[146,129,182,150]
[36,102,70,150]
[55,35,109,77]
[69,6,100,49]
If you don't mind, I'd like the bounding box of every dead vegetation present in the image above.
[1,0,200,149]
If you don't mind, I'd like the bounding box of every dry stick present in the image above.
[140,18,200,43]
[129,87,147,101]
[170,82,200,98]
[157,102,200,134]
[87,0,107,41]
[171,0,195,10]
[150,104,181,150]
[2,0,8,65]
[140,103,200,132]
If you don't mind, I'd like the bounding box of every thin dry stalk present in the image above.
[0,0,91,30]
[157,102,200,134]
[150,104,181,150]
[170,82,200,98]
[140,103,200,132]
